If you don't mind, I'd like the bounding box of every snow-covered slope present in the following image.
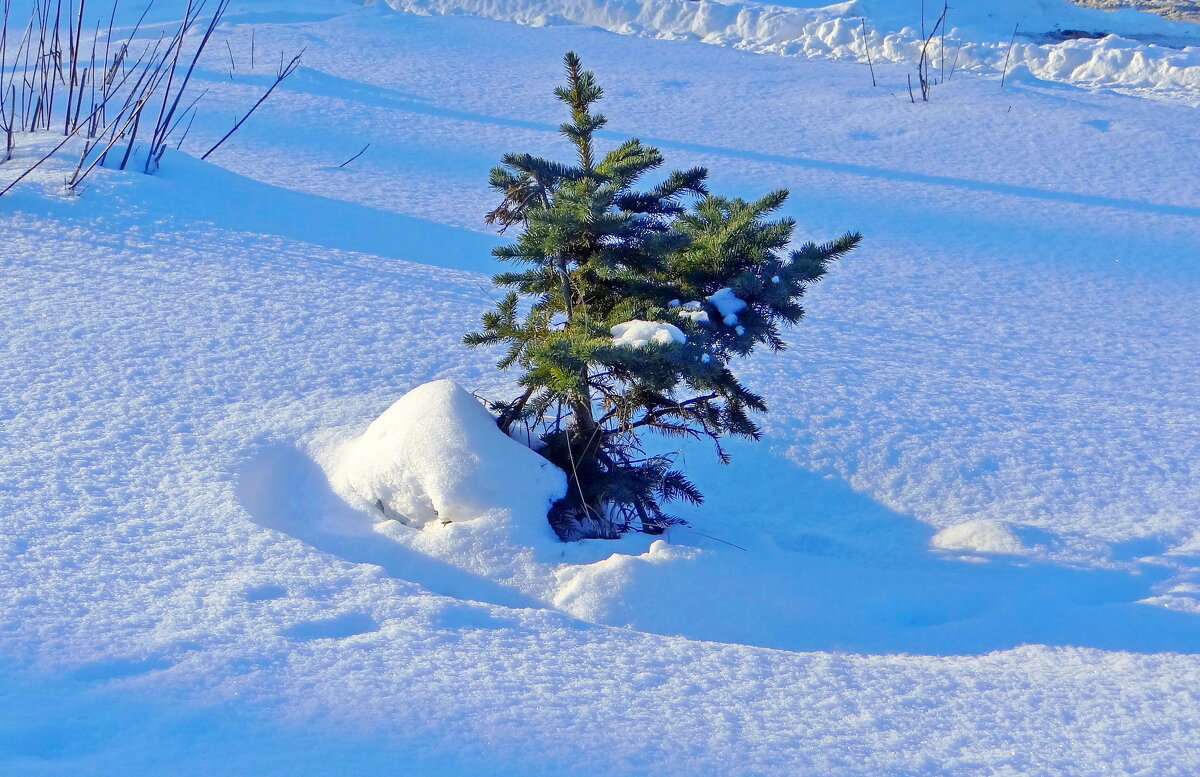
[3,1,1200,775]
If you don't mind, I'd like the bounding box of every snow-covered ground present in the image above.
[3,0,1200,774]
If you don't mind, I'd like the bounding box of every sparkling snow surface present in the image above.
[3,0,1200,775]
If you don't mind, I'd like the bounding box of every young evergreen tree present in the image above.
[466,52,860,540]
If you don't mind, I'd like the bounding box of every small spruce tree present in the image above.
[466,52,860,540]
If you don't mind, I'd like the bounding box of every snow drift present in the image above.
[386,0,1200,96]
[331,379,566,529]
[325,379,576,599]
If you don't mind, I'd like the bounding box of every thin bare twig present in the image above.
[202,48,302,160]
[917,2,948,101]
[859,17,875,87]
[338,142,369,168]
[1001,23,1020,88]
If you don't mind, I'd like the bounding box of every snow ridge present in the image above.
[386,0,1200,95]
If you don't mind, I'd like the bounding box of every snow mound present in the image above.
[554,539,701,622]
[932,519,1029,555]
[331,379,566,529]
[611,319,687,348]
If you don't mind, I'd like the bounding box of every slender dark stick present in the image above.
[174,107,195,149]
[46,0,60,131]
[679,527,748,552]
[72,89,155,186]
[70,66,86,130]
[939,1,946,84]
[1001,23,1019,87]
[69,38,182,188]
[0,0,11,151]
[144,0,201,171]
[19,7,37,128]
[0,0,10,133]
[5,85,14,160]
[948,40,963,81]
[917,2,947,101]
[98,31,166,168]
[860,17,875,87]
[202,48,302,160]
[163,86,205,137]
[147,0,227,172]
[64,0,85,134]
[338,142,369,168]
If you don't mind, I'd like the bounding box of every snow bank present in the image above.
[385,0,1200,95]
[331,379,565,528]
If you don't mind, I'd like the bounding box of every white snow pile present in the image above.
[331,379,566,529]
[672,300,711,323]
[932,519,1029,555]
[325,379,668,600]
[707,287,747,326]
[611,319,687,347]
[554,538,703,622]
[387,0,1200,95]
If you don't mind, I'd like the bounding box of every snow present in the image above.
[3,0,1200,774]
[676,300,712,323]
[677,308,711,323]
[707,286,748,326]
[610,319,688,347]
[931,519,1029,555]
[386,0,1200,98]
[330,379,566,528]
